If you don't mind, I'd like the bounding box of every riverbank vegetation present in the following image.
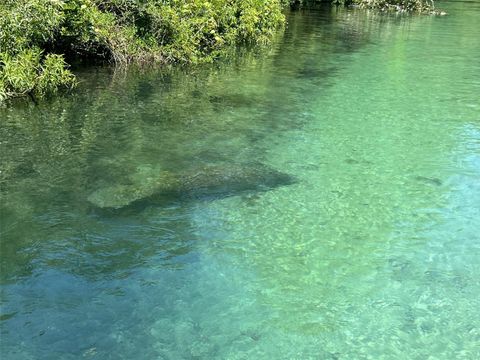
[294,0,440,13]
[350,0,442,14]
[1,0,440,102]
[0,0,286,101]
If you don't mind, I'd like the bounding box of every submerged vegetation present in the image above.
[0,0,441,102]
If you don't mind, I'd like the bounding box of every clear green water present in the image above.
[1,3,480,359]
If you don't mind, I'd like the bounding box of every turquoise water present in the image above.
[1,2,480,359]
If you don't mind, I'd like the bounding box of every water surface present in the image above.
[1,2,480,359]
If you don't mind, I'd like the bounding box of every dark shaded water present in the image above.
[1,2,480,359]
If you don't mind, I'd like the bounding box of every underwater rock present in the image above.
[87,163,296,209]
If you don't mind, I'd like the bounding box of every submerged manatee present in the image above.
[87,163,296,209]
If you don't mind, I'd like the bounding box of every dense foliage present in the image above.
[0,0,286,101]
[350,0,440,13]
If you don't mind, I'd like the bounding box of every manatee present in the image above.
[87,163,296,209]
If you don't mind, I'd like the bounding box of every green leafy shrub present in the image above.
[0,0,64,54]
[0,49,76,101]
[0,0,75,100]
